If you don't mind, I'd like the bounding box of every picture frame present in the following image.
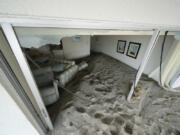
[126,42,141,59]
[117,40,126,54]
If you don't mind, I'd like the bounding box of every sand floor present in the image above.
[50,53,180,135]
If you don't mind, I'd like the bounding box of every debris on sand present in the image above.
[51,53,180,135]
[128,80,146,101]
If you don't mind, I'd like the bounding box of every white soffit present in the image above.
[14,27,174,36]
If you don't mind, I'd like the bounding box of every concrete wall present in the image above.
[0,0,180,28]
[91,35,174,75]
[0,83,39,135]
[62,35,90,59]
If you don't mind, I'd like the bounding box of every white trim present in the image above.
[0,15,180,31]
[1,23,53,130]
[127,30,160,101]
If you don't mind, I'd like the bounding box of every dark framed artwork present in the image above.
[117,40,126,54]
[126,42,141,59]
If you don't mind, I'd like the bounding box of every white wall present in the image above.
[170,67,180,89]
[0,83,39,135]
[0,0,180,28]
[91,35,174,75]
[62,35,90,59]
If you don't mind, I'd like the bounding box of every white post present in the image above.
[1,23,53,130]
[127,30,160,101]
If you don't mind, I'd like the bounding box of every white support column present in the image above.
[127,30,160,101]
[1,23,53,130]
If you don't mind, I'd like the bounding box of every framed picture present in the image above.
[126,42,141,59]
[117,40,126,54]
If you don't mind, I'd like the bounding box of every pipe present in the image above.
[58,62,88,86]
[78,61,88,71]
[58,65,79,86]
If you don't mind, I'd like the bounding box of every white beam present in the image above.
[1,16,180,31]
[1,23,53,130]
[127,30,160,101]
[14,27,174,36]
